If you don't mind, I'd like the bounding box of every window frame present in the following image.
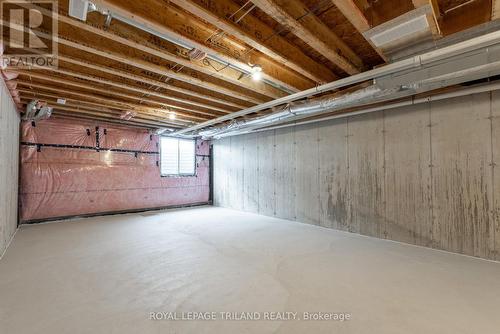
[159,136,196,177]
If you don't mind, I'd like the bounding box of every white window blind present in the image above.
[160,137,195,176]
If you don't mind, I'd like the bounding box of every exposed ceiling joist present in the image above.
[1,18,268,105]
[19,97,184,128]
[494,0,500,20]
[24,65,228,116]
[331,0,370,32]
[19,89,126,113]
[16,72,207,122]
[19,94,185,126]
[57,56,246,111]
[438,0,492,36]
[52,11,286,100]
[329,0,387,60]
[16,81,218,120]
[51,109,176,128]
[166,0,338,83]
[52,113,175,129]
[412,0,442,36]
[89,0,313,91]
[250,0,364,75]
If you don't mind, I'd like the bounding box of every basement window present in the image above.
[160,137,196,176]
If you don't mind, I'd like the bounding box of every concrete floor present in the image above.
[1,207,500,334]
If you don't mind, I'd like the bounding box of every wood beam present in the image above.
[434,0,491,36]
[51,110,174,129]
[18,89,198,126]
[330,0,387,60]
[57,55,244,111]
[19,98,182,128]
[332,0,370,32]
[152,0,338,83]
[494,0,500,20]
[85,0,314,91]
[16,81,220,121]
[51,10,287,100]
[15,72,208,122]
[52,113,174,129]
[1,18,267,104]
[20,97,185,128]
[55,34,266,104]
[16,79,213,123]
[413,0,442,36]
[19,89,116,110]
[22,64,229,116]
[251,0,364,75]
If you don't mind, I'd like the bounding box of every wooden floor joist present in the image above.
[7,0,493,131]
[250,0,364,75]
[52,10,288,100]
[55,35,269,105]
[16,72,210,122]
[171,0,339,83]
[1,19,269,105]
[23,65,230,115]
[51,110,177,129]
[57,56,245,111]
[19,98,187,128]
[330,0,387,60]
[89,0,315,91]
[16,81,214,119]
[18,2,292,100]
[18,89,203,125]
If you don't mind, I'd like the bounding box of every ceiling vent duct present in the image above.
[68,0,90,21]
[364,5,436,52]
[24,100,52,121]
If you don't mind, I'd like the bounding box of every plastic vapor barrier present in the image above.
[19,117,210,222]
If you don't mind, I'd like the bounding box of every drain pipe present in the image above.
[216,81,500,138]
[173,29,500,136]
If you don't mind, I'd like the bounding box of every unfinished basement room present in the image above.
[2,0,500,333]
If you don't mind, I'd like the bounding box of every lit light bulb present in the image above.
[250,64,262,81]
[251,70,262,81]
[169,112,176,120]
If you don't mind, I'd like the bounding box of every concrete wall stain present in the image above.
[214,92,500,261]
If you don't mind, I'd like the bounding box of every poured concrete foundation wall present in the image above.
[0,78,20,255]
[213,91,500,261]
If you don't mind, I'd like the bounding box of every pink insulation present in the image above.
[0,44,22,109]
[20,117,210,222]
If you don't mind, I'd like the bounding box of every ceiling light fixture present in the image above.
[250,64,263,81]
[169,112,176,120]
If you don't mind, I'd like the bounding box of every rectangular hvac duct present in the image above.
[68,0,89,21]
[364,5,435,52]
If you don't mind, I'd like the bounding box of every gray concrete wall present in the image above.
[213,91,500,261]
[0,79,20,257]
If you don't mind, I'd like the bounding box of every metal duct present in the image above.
[199,85,412,138]
[199,34,500,139]
[24,100,52,121]
[218,81,500,139]
[176,29,500,136]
